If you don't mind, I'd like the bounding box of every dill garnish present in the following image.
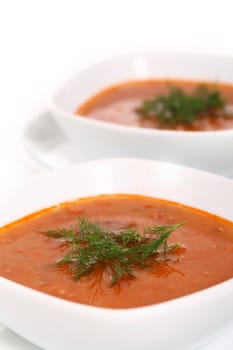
[136,86,225,125]
[45,217,185,285]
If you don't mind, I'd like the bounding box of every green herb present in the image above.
[136,86,225,125]
[45,217,185,285]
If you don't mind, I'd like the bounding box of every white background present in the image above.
[0,1,233,348]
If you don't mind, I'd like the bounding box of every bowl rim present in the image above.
[0,157,233,316]
[50,51,233,137]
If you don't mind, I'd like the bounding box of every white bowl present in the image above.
[49,53,233,177]
[0,158,232,350]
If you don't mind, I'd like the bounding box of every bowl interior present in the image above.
[53,53,233,113]
[1,159,233,227]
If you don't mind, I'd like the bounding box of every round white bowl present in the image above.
[49,53,233,177]
[0,158,232,350]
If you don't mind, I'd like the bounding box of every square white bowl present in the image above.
[0,158,232,350]
[49,53,233,176]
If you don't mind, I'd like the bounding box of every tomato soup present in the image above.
[0,195,233,308]
[76,80,233,131]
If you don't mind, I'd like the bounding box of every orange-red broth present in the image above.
[76,80,233,131]
[0,195,233,308]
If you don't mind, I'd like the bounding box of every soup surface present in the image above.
[76,80,233,131]
[0,195,233,308]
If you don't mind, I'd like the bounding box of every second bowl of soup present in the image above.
[50,53,233,176]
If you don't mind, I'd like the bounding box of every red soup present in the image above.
[0,195,233,308]
[76,80,233,131]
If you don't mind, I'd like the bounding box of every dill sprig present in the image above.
[136,85,225,125]
[45,217,185,285]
